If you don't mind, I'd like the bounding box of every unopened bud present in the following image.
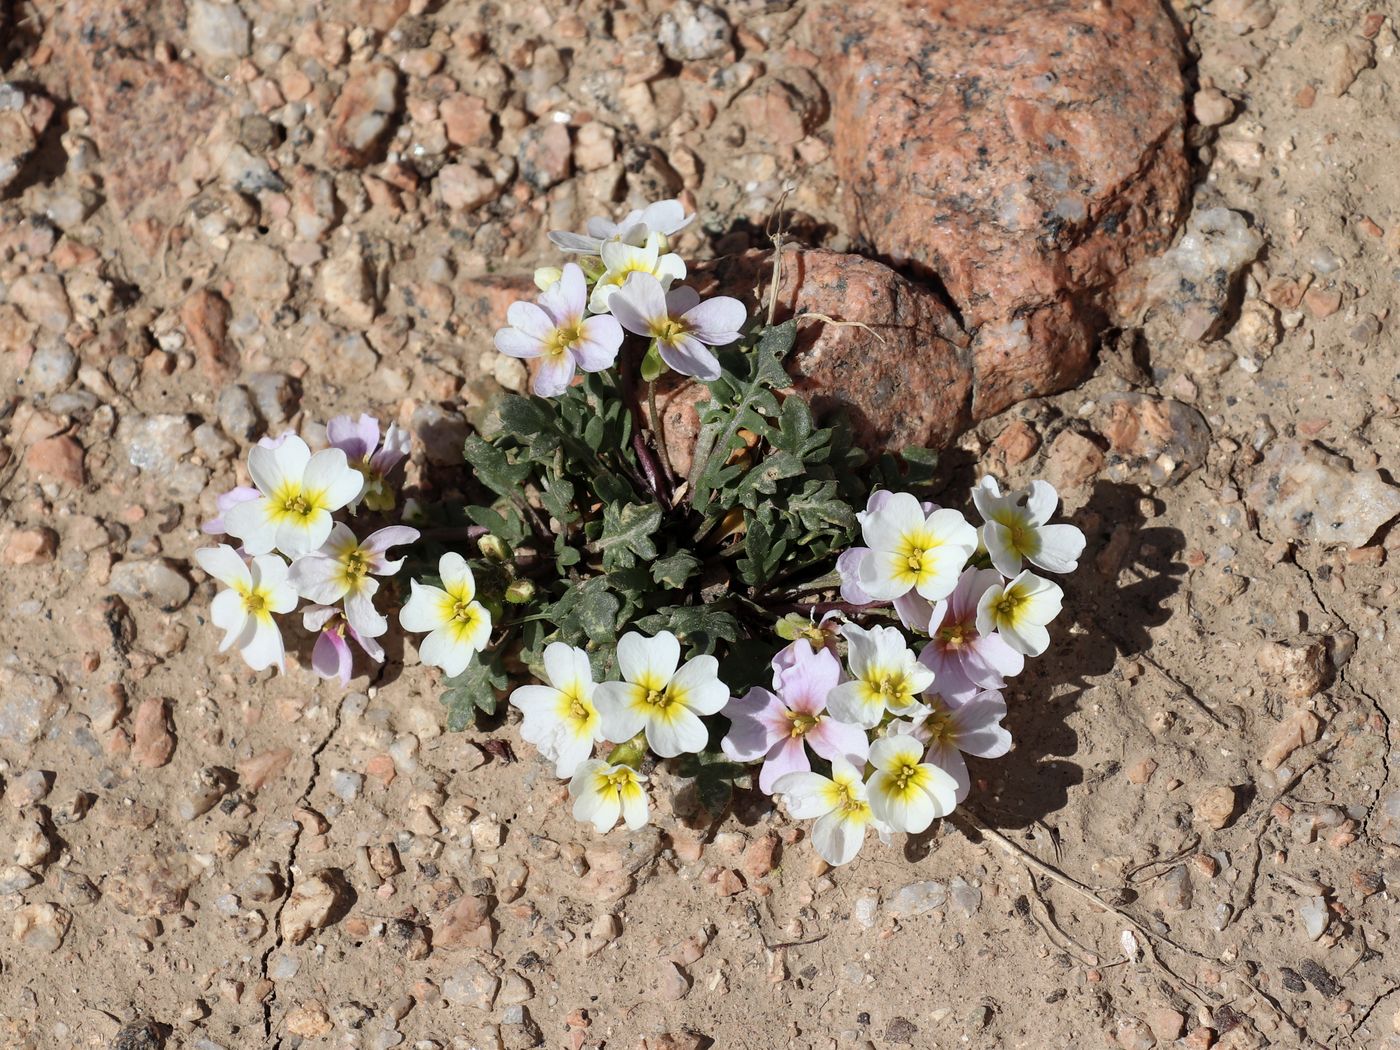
[504,579,536,605]
[477,534,510,563]
[533,266,563,291]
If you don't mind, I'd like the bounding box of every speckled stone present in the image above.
[824,0,1189,418]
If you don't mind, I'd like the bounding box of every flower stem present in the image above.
[648,379,678,487]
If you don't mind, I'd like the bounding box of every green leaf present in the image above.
[733,449,804,509]
[674,749,746,818]
[463,434,532,498]
[550,575,622,647]
[593,501,663,571]
[440,654,509,731]
[635,604,740,655]
[651,549,701,589]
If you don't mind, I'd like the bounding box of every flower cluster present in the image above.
[495,198,744,393]
[501,469,1083,864]
[197,416,417,683]
[193,197,1091,873]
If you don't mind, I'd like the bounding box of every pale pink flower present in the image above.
[304,604,385,687]
[721,640,868,794]
[890,690,1012,803]
[327,414,411,512]
[608,272,745,381]
[494,263,624,397]
[918,567,1025,701]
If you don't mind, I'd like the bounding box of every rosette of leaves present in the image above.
[435,317,937,791]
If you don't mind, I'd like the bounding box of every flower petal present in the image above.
[670,655,728,715]
[494,325,546,359]
[644,705,707,757]
[758,737,811,794]
[400,580,450,633]
[609,272,667,336]
[812,809,868,866]
[593,682,647,743]
[573,315,623,372]
[617,631,679,686]
[531,351,577,398]
[195,544,252,590]
[507,299,556,340]
[658,334,720,380]
[681,295,746,344]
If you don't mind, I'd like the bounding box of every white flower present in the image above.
[593,631,729,757]
[399,553,493,677]
[588,231,686,313]
[971,477,1086,578]
[608,272,746,381]
[772,759,890,866]
[510,643,605,778]
[975,569,1063,657]
[494,263,625,398]
[865,734,958,834]
[549,198,694,255]
[289,523,419,638]
[853,492,978,604]
[891,689,1012,803]
[826,623,934,728]
[568,760,649,832]
[223,435,365,558]
[195,544,298,672]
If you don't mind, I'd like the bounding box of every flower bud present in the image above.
[504,579,536,605]
[477,534,511,563]
[533,265,563,291]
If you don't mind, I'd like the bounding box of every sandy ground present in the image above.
[1,1,1399,1048]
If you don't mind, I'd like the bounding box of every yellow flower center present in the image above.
[452,599,478,623]
[601,768,637,793]
[889,758,926,794]
[786,711,819,738]
[282,492,311,518]
[939,623,970,648]
[644,687,674,710]
[546,324,581,358]
[875,672,907,701]
[905,548,926,570]
[651,318,687,344]
[344,550,370,579]
[569,697,590,721]
[241,590,267,615]
[833,779,870,817]
[994,590,1026,619]
[922,707,956,745]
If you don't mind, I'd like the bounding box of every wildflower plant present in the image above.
[194,199,1086,867]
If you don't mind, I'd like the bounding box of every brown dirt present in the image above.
[1,2,1398,1049]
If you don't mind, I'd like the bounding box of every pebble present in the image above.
[1045,430,1105,490]
[1300,896,1329,940]
[327,62,402,169]
[280,870,346,944]
[949,877,982,917]
[652,961,691,1002]
[1254,639,1329,699]
[11,902,71,953]
[331,770,364,802]
[322,243,379,328]
[580,912,620,957]
[3,526,58,565]
[443,960,499,1011]
[1261,708,1324,771]
[110,559,193,612]
[1192,88,1235,127]
[516,121,571,192]
[1193,785,1240,830]
[657,1,732,61]
[26,343,78,393]
[216,385,261,442]
[188,0,251,60]
[1137,207,1263,341]
[1246,440,1400,548]
[887,880,946,918]
[245,371,300,428]
[25,434,85,486]
[119,414,195,475]
[132,696,176,767]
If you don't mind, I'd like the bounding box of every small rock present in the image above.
[1326,36,1374,98]
[181,289,237,381]
[443,959,499,1011]
[1299,896,1329,940]
[652,961,691,1002]
[217,386,261,442]
[237,748,292,792]
[410,403,469,465]
[331,770,364,802]
[8,273,72,332]
[887,880,946,917]
[26,343,78,393]
[992,419,1040,466]
[107,857,190,917]
[1126,757,1158,785]
[1155,865,1193,911]
[322,243,379,328]
[245,371,300,428]
[657,1,732,61]
[441,94,493,148]
[1192,88,1235,126]
[25,434,85,486]
[581,913,621,957]
[517,122,571,192]
[435,893,494,951]
[740,831,779,879]
[497,972,534,1007]
[12,902,71,953]
[3,527,58,565]
[280,870,347,944]
[1247,441,1400,548]
[132,696,176,768]
[1262,708,1324,771]
[110,559,193,612]
[284,1001,332,1038]
[1130,207,1263,341]
[119,414,195,475]
[326,62,402,168]
[1097,393,1210,486]
[1193,786,1240,830]
[949,876,982,917]
[1255,639,1330,699]
[0,866,39,894]
[438,162,501,212]
[0,83,56,194]
[1045,431,1105,490]
[188,0,251,60]
[1114,1015,1157,1050]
